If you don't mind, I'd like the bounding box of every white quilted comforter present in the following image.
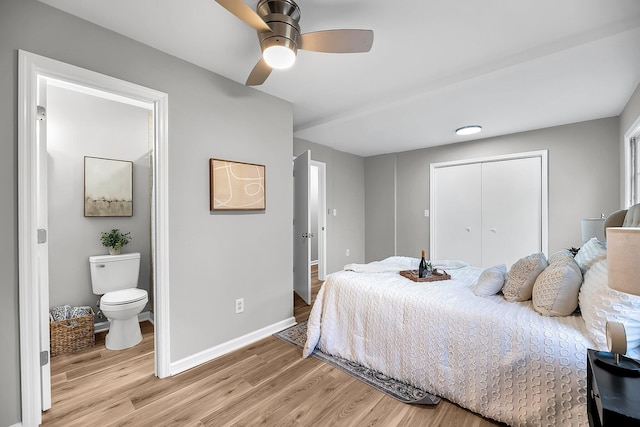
[304,257,593,427]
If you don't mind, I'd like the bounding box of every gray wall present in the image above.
[48,85,152,311]
[364,154,396,262]
[365,117,622,262]
[1,1,292,425]
[621,83,640,142]
[294,139,365,274]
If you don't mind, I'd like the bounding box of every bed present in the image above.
[303,245,640,427]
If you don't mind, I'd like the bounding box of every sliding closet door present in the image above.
[481,157,542,268]
[432,163,482,266]
[431,151,547,268]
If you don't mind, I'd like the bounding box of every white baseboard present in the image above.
[169,317,297,376]
[94,310,153,333]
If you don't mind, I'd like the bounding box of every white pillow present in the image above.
[503,253,548,302]
[579,259,640,352]
[474,264,507,297]
[532,258,582,316]
[574,237,606,274]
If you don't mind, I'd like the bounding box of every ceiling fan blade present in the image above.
[300,29,374,53]
[246,58,273,86]
[215,0,272,32]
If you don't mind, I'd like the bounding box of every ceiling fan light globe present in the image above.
[263,45,296,69]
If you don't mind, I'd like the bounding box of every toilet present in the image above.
[89,252,148,350]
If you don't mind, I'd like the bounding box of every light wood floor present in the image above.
[43,265,502,426]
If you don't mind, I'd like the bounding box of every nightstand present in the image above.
[587,349,640,426]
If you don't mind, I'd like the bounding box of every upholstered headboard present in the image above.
[604,203,640,238]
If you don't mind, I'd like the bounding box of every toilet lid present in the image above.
[101,288,147,306]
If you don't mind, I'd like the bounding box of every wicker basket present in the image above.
[50,308,95,357]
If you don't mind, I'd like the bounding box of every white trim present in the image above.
[393,154,398,255]
[430,150,549,261]
[153,84,171,379]
[623,115,640,208]
[429,150,548,169]
[18,50,171,424]
[18,48,41,427]
[169,317,297,376]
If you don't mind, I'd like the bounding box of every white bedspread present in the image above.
[304,257,594,427]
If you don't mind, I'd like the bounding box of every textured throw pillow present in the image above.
[503,253,548,302]
[579,259,640,352]
[474,264,507,297]
[532,258,582,316]
[547,249,575,265]
[574,237,606,274]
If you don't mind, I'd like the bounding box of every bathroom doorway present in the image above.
[46,82,153,333]
[18,51,170,425]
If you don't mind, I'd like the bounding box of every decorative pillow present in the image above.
[579,259,640,353]
[574,237,606,274]
[547,249,575,265]
[532,258,582,316]
[474,264,507,297]
[503,253,548,302]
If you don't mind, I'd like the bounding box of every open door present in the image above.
[293,151,311,304]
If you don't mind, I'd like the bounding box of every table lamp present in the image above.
[596,227,640,374]
[581,214,606,243]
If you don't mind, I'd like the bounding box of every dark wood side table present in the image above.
[587,349,640,426]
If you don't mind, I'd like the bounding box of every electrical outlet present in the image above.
[346,249,350,256]
[235,298,244,314]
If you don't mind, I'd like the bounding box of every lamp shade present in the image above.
[607,227,640,296]
[581,218,606,243]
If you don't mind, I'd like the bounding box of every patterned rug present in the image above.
[274,321,440,405]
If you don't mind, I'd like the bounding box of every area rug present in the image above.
[275,321,440,405]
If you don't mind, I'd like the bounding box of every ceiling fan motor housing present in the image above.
[256,0,301,56]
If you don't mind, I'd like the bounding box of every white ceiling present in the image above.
[39,0,640,157]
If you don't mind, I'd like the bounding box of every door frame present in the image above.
[18,50,171,425]
[430,150,549,262]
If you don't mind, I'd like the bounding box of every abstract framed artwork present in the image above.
[84,156,133,217]
[210,158,266,211]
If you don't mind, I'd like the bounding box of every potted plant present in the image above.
[100,229,132,255]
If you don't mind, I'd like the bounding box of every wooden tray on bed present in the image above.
[399,269,451,282]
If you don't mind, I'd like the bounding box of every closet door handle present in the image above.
[465,227,471,232]
[490,228,497,234]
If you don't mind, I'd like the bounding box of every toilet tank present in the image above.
[89,252,141,295]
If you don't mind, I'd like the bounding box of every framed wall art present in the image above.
[210,158,266,211]
[84,156,133,217]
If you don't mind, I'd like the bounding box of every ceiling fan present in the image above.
[215,0,374,85]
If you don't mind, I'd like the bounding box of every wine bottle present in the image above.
[419,250,428,278]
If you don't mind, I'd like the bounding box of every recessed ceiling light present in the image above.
[455,125,482,136]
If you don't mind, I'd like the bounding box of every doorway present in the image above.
[293,152,327,305]
[310,161,327,281]
[18,50,170,425]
